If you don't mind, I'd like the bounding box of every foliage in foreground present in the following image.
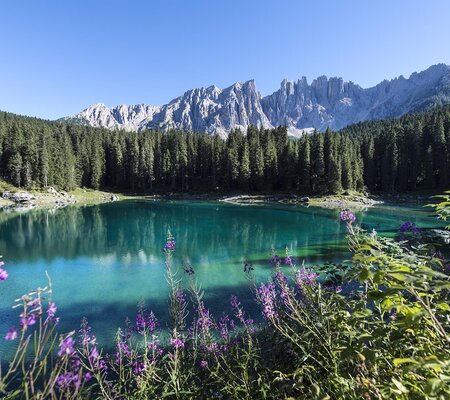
[0,205,449,399]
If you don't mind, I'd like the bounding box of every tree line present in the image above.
[0,105,449,194]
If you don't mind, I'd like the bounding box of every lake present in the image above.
[0,200,444,353]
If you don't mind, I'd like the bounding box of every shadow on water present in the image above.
[0,281,256,356]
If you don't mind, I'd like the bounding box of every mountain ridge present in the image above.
[61,63,450,136]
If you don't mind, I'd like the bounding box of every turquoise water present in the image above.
[0,200,444,353]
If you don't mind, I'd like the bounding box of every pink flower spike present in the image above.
[5,327,18,341]
[0,268,8,281]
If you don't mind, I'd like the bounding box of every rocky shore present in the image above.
[0,186,124,211]
[219,193,383,210]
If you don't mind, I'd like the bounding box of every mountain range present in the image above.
[61,63,450,137]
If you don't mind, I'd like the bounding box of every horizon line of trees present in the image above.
[0,105,449,194]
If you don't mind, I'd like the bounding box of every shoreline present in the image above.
[0,186,146,211]
[0,183,438,213]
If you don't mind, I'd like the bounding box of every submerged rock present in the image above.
[3,203,37,213]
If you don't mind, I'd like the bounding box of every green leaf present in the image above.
[373,271,384,283]
[391,377,409,394]
[367,290,385,299]
[436,302,450,311]
[389,272,410,282]
[424,378,442,395]
[358,267,371,282]
[393,358,419,367]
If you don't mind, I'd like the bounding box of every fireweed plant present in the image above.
[0,203,449,399]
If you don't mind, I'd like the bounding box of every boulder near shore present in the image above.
[2,191,36,203]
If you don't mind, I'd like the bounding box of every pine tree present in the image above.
[310,132,325,193]
[324,129,342,193]
[361,136,376,191]
[90,134,105,190]
[380,130,398,192]
[264,131,278,190]
[432,116,448,188]
[9,153,23,187]
[226,130,241,187]
[239,139,251,189]
[298,134,311,193]
[248,127,265,190]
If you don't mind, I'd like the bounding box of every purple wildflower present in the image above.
[88,347,100,362]
[163,239,176,253]
[257,282,277,319]
[20,313,36,328]
[399,221,421,241]
[58,335,75,357]
[170,337,184,349]
[88,345,108,372]
[244,318,255,334]
[47,302,57,318]
[295,267,319,287]
[219,314,232,340]
[399,221,420,233]
[0,268,8,281]
[200,360,208,369]
[230,295,245,322]
[135,310,158,334]
[148,340,164,359]
[273,270,288,284]
[133,360,145,375]
[270,255,281,266]
[175,290,186,303]
[5,327,18,341]
[348,211,356,223]
[57,372,79,389]
[116,330,132,362]
[284,256,292,265]
[340,210,356,224]
[45,302,58,324]
[197,305,213,331]
[55,332,85,389]
[230,295,239,310]
[207,342,219,354]
[79,318,97,347]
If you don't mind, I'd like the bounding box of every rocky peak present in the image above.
[62,63,450,136]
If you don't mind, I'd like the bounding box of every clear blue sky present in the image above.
[1,0,449,120]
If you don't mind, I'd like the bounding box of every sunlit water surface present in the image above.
[0,200,444,355]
